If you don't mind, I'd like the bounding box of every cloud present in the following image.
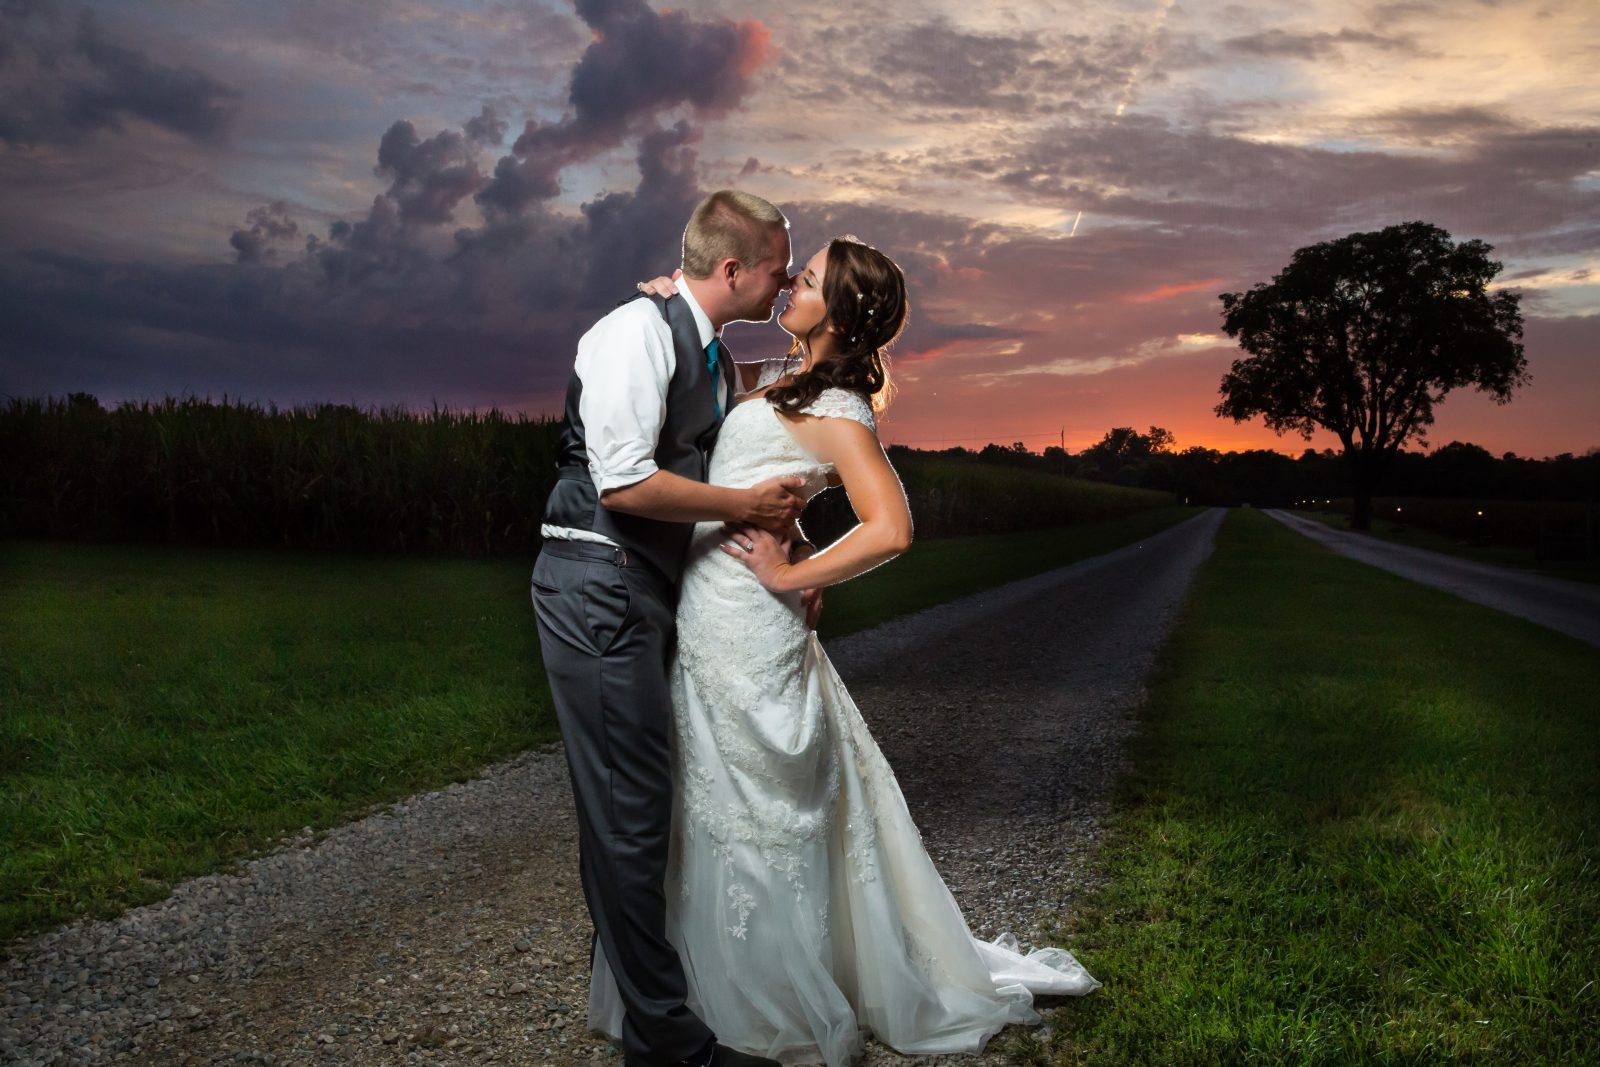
[463,104,508,146]
[911,111,1600,262]
[478,0,773,216]
[876,20,1057,111]
[1222,27,1423,61]
[793,15,1155,117]
[228,201,299,264]
[0,111,719,406]
[374,119,490,225]
[975,330,1228,381]
[567,0,772,131]
[1362,105,1521,144]
[0,0,238,146]
[1122,278,1225,304]
[0,0,786,407]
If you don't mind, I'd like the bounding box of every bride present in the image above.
[590,236,1099,1065]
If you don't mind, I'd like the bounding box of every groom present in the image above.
[532,190,804,1067]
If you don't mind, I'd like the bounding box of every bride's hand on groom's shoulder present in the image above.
[720,523,796,593]
[634,268,683,298]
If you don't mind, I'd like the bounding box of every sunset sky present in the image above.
[1,0,1595,457]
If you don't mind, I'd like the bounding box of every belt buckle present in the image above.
[615,547,629,566]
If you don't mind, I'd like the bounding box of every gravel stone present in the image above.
[2,509,1223,1065]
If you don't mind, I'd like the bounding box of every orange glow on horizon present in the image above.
[494,385,1586,462]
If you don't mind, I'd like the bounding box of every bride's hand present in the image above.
[635,269,683,298]
[720,524,796,592]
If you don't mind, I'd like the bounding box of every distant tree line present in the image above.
[0,394,1173,557]
[951,427,1598,509]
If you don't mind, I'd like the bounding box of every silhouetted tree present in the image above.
[1085,426,1174,463]
[1214,221,1528,529]
[1425,440,1498,497]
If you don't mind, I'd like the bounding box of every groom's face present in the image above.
[731,226,793,324]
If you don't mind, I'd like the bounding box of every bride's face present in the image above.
[777,245,830,345]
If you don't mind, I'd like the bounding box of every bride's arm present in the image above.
[723,418,912,593]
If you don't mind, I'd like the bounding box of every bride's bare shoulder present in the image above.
[785,396,880,470]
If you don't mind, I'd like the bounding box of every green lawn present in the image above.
[1290,507,1600,585]
[0,542,552,950]
[1011,508,1599,1065]
[1,504,1202,949]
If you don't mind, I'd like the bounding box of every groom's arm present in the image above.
[575,299,675,500]
[604,469,805,531]
[578,302,804,531]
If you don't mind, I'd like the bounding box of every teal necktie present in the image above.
[706,337,723,419]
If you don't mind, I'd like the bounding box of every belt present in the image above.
[538,537,632,566]
[539,537,676,586]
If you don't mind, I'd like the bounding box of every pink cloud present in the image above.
[1120,278,1224,304]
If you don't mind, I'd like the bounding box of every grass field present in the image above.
[0,503,1203,949]
[1291,506,1600,585]
[1,542,552,950]
[1009,508,1600,1065]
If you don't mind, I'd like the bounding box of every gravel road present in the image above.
[1265,508,1600,648]
[2,507,1225,1067]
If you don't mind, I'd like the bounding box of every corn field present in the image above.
[1,396,1175,556]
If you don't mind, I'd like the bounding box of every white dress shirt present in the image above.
[541,284,727,544]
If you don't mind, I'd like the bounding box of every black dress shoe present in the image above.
[707,1044,781,1067]
[658,1040,781,1067]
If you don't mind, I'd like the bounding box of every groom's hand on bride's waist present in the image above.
[740,475,807,533]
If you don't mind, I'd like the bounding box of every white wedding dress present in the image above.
[589,363,1099,1065]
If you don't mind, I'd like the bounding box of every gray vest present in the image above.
[541,292,735,582]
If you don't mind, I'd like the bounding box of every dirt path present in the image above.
[1265,508,1600,648]
[2,508,1226,1067]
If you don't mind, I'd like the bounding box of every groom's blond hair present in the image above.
[681,190,788,279]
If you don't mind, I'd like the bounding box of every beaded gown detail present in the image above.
[588,362,1099,1065]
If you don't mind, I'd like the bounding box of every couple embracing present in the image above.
[531,190,1099,1067]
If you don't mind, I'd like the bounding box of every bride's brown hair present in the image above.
[765,235,908,417]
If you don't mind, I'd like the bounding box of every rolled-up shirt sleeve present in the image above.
[574,301,677,494]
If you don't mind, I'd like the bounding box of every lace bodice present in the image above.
[673,378,875,708]
[712,360,876,498]
[745,355,794,394]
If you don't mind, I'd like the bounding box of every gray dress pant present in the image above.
[530,538,715,1066]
